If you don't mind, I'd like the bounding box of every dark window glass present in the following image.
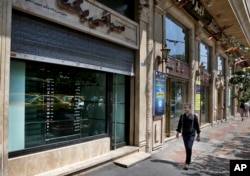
[166,16,188,62]
[169,80,187,137]
[96,0,134,20]
[9,60,107,151]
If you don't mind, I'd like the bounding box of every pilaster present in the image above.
[134,1,150,151]
[0,0,11,175]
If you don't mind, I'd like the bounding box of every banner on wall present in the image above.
[195,80,201,111]
[153,71,167,116]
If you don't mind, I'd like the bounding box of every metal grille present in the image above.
[11,10,134,75]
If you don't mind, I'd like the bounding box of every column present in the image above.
[0,0,11,175]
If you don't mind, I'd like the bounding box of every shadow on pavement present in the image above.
[191,155,229,176]
[151,155,229,176]
[151,159,181,168]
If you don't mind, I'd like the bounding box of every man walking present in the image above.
[176,103,201,170]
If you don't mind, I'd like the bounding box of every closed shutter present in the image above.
[11,10,134,75]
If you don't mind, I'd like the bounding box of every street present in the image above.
[70,115,250,176]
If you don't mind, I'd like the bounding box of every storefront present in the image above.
[6,0,139,175]
[164,15,190,137]
[195,43,210,125]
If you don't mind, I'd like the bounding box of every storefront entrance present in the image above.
[166,79,188,137]
[9,10,133,156]
[195,81,209,126]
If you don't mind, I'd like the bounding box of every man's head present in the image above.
[183,103,191,113]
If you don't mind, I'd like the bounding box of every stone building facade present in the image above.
[0,0,248,175]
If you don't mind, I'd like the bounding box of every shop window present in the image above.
[197,43,210,124]
[111,74,127,148]
[96,0,134,20]
[217,56,224,74]
[169,80,187,137]
[9,60,107,152]
[166,16,189,62]
[199,43,210,71]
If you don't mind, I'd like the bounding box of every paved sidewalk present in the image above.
[70,115,250,176]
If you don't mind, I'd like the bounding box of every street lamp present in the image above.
[158,44,172,70]
[196,62,205,76]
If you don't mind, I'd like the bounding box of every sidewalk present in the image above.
[70,115,250,176]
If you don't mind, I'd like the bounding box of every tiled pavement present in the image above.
[70,115,250,176]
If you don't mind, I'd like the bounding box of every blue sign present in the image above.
[153,71,166,116]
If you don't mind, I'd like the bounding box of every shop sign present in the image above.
[12,0,139,49]
[175,0,213,27]
[168,59,190,79]
[153,71,167,116]
[195,80,201,111]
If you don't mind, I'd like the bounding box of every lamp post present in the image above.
[159,44,171,71]
[196,63,205,76]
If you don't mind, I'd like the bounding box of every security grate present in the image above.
[11,10,134,75]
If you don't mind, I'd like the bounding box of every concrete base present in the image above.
[35,146,139,176]
[114,152,151,168]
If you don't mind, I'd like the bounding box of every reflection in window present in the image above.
[169,80,187,137]
[9,60,107,151]
[166,16,188,62]
[217,56,224,74]
[199,43,209,71]
[112,74,126,148]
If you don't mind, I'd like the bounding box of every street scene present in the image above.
[71,115,250,176]
[2,1,250,175]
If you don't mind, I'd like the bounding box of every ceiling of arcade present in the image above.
[156,0,250,67]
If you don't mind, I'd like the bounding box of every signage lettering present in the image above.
[57,0,89,22]
[13,0,138,48]
[176,0,204,17]
[234,164,247,171]
[230,160,250,175]
[193,1,204,16]
[57,0,125,33]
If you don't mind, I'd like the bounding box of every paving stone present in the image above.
[70,116,250,176]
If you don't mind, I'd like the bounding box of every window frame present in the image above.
[165,15,189,63]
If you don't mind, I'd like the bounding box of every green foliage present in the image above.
[229,68,250,102]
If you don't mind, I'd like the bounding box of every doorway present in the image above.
[166,79,188,137]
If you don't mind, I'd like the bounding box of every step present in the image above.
[114,152,151,168]
[35,146,139,176]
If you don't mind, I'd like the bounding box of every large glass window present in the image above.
[200,43,210,71]
[112,75,127,149]
[9,60,107,152]
[166,16,188,62]
[169,80,187,137]
[197,43,210,124]
[217,56,225,75]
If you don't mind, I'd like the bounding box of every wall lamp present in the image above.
[196,63,205,76]
[217,70,224,78]
[158,44,172,70]
[216,70,224,81]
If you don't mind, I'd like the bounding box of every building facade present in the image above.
[0,0,249,175]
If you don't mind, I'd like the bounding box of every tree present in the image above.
[229,68,250,103]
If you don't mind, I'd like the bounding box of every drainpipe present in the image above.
[146,0,154,153]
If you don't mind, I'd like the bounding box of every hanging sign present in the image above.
[195,80,201,111]
[153,71,167,116]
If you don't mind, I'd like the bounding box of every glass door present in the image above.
[111,74,128,149]
[168,79,187,137]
